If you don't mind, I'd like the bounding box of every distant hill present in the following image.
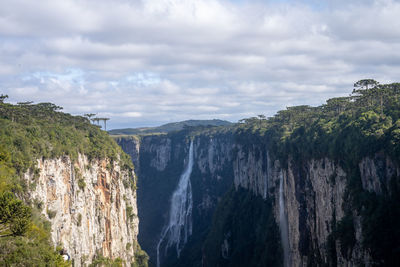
[108,119,232,135]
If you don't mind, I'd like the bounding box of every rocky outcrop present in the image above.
[24,154,139,266]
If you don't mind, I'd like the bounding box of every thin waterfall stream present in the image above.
[279,172,290,267]
[157,140,194,267]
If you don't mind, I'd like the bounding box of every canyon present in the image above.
[116,127,400,267]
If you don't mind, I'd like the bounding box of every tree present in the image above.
[353,79,379,107]
[92,118,100,125]
[84,113,96,121]
[0,94,8,103]
[325,97,351,115]
[0,192,31,237]
[92,117,110,130]
[257,114,266,128]
[36,103,63,112]
[97,118,110,131]
[17,101,33,106]
[353,79,379,91]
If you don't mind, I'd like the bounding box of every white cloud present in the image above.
[1,0,400,129]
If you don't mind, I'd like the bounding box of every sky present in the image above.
[1,0,400,129]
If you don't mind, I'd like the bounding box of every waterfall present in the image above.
[279,172,290,267]
[157,140,194,267]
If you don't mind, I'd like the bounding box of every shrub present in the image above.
[46,209,56,219]
[78,178,86,190]
[77,213,82,227]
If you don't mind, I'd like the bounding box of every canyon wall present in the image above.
[117,131,399,266]
[24,153,139,266]
[116,132,235,267]
[232,144,399,266]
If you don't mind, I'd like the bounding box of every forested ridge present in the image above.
[235,80,400,161]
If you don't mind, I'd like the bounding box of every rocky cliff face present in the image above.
[116,133,234,266]
[116,131,399,267]
[24,153,139,266]
[232,143,399,266]
[114,136,141,173]
[359,152,399,195]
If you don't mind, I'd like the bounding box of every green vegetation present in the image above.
[0,101,133,190]
[0,190,69,265]
[203,187,282,267]
[87,245,148,267]
[0,138,68,265]
[78,178,86,190]
[77,213,82,227]
[109,119,232,135]
[0,191,31,237]
[133,243,149,267]
[46,208,57,219]
[89,254,124,267]
[234,80,400,265]
[126,205,135,221]
[235,81,400,163]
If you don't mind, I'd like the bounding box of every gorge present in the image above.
[157,140,194,267]
[115,82,400,267]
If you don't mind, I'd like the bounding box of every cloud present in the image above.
[1,0,400,129]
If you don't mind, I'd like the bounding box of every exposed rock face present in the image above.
[233,145,272,198]
[24,154,139,266]
[359,152,400,195]
[194,136,233,177]
[280,158,349,266]
[193,135,235,212]
[114,136,141,173]
[141,136,172,171]
[232,144,398,266]
[116,132,399,267]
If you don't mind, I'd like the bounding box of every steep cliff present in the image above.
[115,129,235,267]
[226,142,400,266]
[204,83,400,266]
[24,154,139,266]
[117,129,400,267]
[116,129,400,267]
[114,136,141,173]
[0,102,147,266]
